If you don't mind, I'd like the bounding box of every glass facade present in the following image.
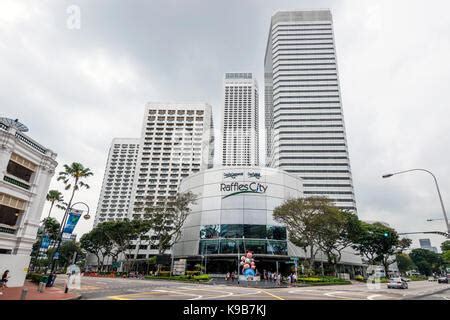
[198,224,287,255]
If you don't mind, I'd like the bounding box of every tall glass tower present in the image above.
[265,10,357,211]
[221,73,259,166]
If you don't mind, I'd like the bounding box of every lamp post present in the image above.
[382,168,449,238]
[48,202,90,280]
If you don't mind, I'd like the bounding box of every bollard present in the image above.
[20,288,28,300]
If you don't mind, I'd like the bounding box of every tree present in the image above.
[396,253,416,275]
[409,248,444,276]
[143,192,197,255]
[129,219,152,271]
[59,240,82,269]
[273,197,332,274]
[102,219,139,273]
[351,222,411,274]
[80,223,114,272]
[45,190,64,219]
[57,162,93,212]
[442,250,450,265]
[40,217,61,241]
[441,240,450,252]
[315,208,362,275]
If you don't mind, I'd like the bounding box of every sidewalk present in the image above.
[0,280,81,300]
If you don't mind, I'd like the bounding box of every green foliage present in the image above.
[354,275,365,282]
[409,249,444,276]
[186,271,201,276]
[273,197,334,272]
[27,272,44,283]
[144,274,211,282]
[351,222,411,273]
[441,240,450,252]
[59,240,82,268]
[297,275,351,285]
[396,253,416,274]
[409,275,427,281]
[57,162,93,191]
[442,250,450,264]
[139,192,197,255]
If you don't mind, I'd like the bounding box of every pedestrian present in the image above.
[1,270,10,295]
[231,272,235,283]
[276,273,281,286]
[226,272,230,282]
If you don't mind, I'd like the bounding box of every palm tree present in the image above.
[57,162,93,211]
[45,190,64,220]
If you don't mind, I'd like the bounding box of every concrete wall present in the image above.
[0,254,31,287]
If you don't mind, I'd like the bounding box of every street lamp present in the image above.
[382,168,449,238]
[48,202,90,278]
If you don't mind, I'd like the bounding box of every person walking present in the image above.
[1,270,10,295]
[226,272,230,282]
[231,272,235,283]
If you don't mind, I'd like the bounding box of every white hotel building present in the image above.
[93,138,140,226]
[221,73,259,166]
[264,10,357,211]
[92,103,215,263]
[0,118,57,286]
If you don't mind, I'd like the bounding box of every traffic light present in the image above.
[383,232,389,237]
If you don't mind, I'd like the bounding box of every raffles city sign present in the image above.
[220,182,268,199]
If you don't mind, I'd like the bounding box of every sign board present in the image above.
[172,259,186,275]
[63,210,82,235]
[40,235,51,249]
[239,275,261,282]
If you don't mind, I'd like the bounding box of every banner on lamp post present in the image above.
[40,235,51,249]
[63,210,82,235]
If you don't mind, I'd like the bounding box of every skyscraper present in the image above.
[94,138,140,226]
[128,102,214,219]
[221,73,259,166]
[265,10,357,211]
[90,103,214,263]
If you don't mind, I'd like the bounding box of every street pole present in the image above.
[383,168,450,238]
[48,202,90,277]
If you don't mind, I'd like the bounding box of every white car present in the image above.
[387,277,408,289]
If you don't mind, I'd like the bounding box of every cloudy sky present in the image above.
[1,0,449,250]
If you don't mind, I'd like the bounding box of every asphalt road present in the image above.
[54,276,449,300]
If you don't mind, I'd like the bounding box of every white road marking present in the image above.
[153,289,203,300]
[367,294,382,300]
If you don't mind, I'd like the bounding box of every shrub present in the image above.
[354,275,365,282]
[186,271,201,276]
[158,271,171,277]
[27,272,44,283]
[193,274,210,281]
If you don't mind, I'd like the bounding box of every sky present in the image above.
[1,0,449,251]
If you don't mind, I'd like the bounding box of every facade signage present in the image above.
[248,172,261,179]
[221,182,268,199]
[224,172,243,179]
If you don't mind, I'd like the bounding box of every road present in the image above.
[54,276,449,300]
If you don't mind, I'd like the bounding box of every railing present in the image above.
[3,175,31,190]
[0,122,8,131]
[15,132,47,154]
[0,225,16,235]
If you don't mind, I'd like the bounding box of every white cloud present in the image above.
[1,0,448,250]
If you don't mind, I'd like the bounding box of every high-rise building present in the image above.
[94,138,140,226]
[0,118,57,287]
[264,10,357,211]
[221,73,259,166]
[419,238,438,253]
